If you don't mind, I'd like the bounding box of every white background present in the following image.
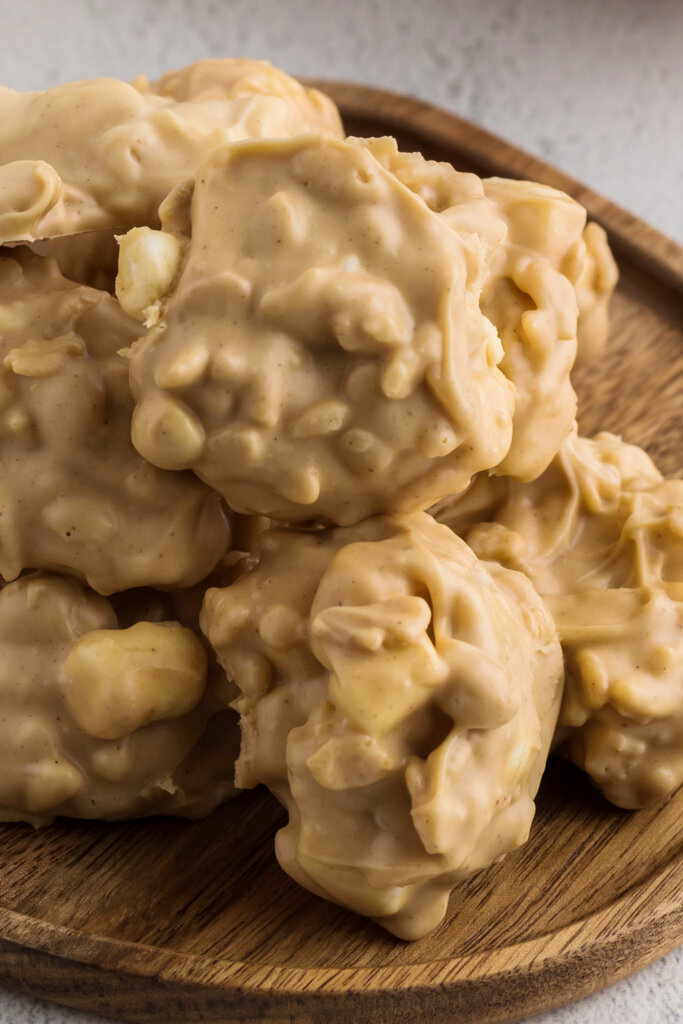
[0,1,681,1022]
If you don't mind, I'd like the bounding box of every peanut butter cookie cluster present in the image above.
[1,58,677,941]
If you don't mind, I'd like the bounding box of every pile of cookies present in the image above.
[0,59,679,940]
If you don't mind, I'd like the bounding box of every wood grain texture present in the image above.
[0,82,681,1024]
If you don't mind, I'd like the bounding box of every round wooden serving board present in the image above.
[0,83,681,1024]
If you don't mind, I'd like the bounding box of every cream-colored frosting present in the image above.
[121,133,515,524]
[574,221,619,364]
[0,62,343,244]
[437,428,683,808]
[353,139,591,481]
[0,572,239,826]
[202,512,563,938]
[0,249,230,593]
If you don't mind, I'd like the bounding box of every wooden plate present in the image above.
[1,82,681,1024]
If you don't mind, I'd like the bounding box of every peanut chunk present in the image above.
[65,621,208,740]
[0,573,239,826]
[116,228,185,324]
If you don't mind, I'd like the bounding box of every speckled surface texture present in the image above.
[0,1,681,1022]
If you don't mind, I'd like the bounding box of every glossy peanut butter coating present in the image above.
[438,428,683,808]
[356,139,595,481]
[0,250,229,593]
[480,178,586,479]
[136,58,343,138]
[574,221,619,364]
[0,573,238,826]
[202,512,563,938]
[0,60,343,244]
[121,133,515,524]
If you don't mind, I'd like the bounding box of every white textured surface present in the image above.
[0,2,681,1022]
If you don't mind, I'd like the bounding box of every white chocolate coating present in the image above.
[122,134,514,524]
[438,428,683,808]
[202,512,563,938]
[0,250,230,593]
[0,573,239,826]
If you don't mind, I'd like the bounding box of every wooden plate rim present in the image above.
[0,847,681,996]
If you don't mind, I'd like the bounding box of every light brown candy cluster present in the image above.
[0,59,340,827]
[202,513,563,938]
[3,59,675,945]
[134,58,343,136]
[122,134,516,522]
[438,428,683,809]
[353,138,602,477]
[0,249,229,594]
[119,134,605,521]
[0,63,341,244]
[0,573,238,825]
